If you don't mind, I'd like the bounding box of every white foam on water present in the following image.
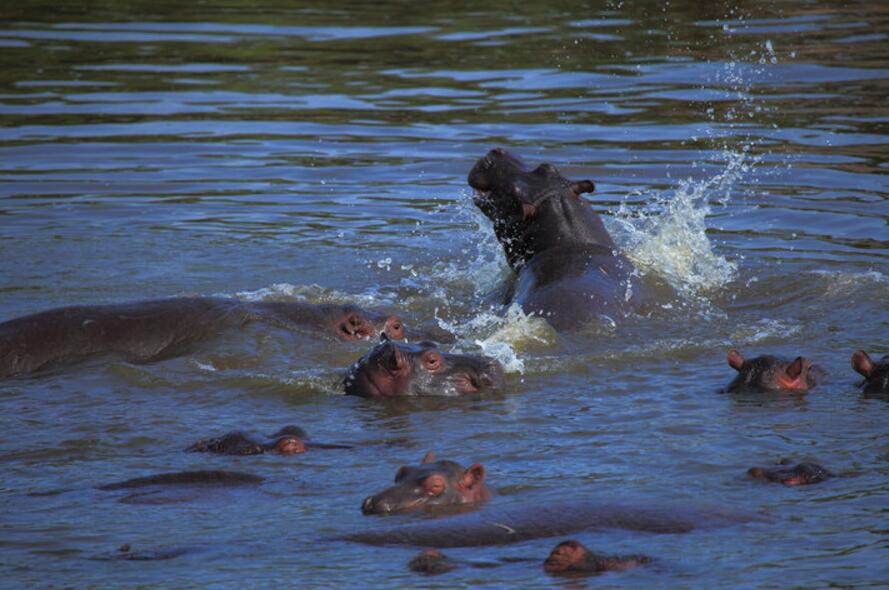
[728,318,803,345]
[437,304,557,374]
[231,283,391,307]
[609,150,751,301]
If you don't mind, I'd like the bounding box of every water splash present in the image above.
[231,283,393,307]
[437,304,557,374]
[609,150,751,299]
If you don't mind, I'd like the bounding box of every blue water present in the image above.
[1,2,887,588]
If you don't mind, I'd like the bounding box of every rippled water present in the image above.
[1,1,887,588]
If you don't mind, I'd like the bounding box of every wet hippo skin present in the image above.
[851,350,889,394]
[361,451,492,515]
[343,339,504,398]
[0,297,405,378]
[543,540,652,575]
[468,148,653,330]
[339,498,757,547]
[186,425,353,456]
[747,461,833,486]
[724,349,817,393]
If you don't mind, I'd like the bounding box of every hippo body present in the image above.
[98,470,264,505]
[544,540,652,575]
[0,297,404,378]
[468,148,652,330]
[851,350,889,394]
[341,498,755,548]
[361,452,491,515]
[724,349,816,393]
[344,340,503,398]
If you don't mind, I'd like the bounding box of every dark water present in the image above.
[1,1,887,588]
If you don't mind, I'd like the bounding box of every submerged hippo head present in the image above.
[330,305,405,342]
[748,461,833,486]
[468,148,599,270]
[851,350,889,394]
[725,349,816,393]
[544,540,651,575]
[361,451,492,515]
[343,340,504,398]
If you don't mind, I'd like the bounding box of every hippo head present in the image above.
[331,305,405,342]
[851,350,889,394]
[266,425,307,455]
[468,148,597,270]
[748,461,833,486]
[725,349,816,393]
[343,339,504,398]
[544,540,591,574]
[361,451,492,515]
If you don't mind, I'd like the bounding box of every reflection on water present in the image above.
[0,0,887,587]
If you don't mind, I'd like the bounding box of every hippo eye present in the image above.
[422,474,447,496]
[422,351,443,372]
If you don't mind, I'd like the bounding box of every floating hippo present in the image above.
[0,297,405,378]
[186,425,354,455]
[724,349,816,393]
[468,148,653,330]
[98,470,264,504]
[747,461,832,486]
[361,452,492,515]
[92,544,190,561]
[408,549,457,574]
[341,498,757,547]
[851,350,889,394]
[344,339,503,398]
[543,540,651,575]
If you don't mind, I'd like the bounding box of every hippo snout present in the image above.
[362,495,392,515]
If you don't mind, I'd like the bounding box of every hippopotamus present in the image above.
[747,461,833,486]
[467,148,653,330]
[544,540,652,575]
[0,296,405,378]
[724,349,816,393]
[98,470,264,504]
[361,452,492,515]
[186,425,353,455]
[340,498,757,547]
[343,339,504,398]
[408,549,458,574]
[851,350,889,394]
[92,544,191,561]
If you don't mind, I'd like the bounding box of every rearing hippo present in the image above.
[343,339,504,398]
[468,148,652,330]
[0,297,405,378]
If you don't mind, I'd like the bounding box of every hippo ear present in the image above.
[421,451,436,464]
[522,203,537,219]
[570,180,595,195]
[785,357,806,379]
[460,463,486,489]
[727,349,745,372]
[851,350,873,378]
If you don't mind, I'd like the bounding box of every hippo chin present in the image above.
[724,349,817,393]
[851,350,889,394]
[544,540,652,575]
[468,148,654,331]
[344,340,504,398]
[361,452,492,515]
[0,297,406,378]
